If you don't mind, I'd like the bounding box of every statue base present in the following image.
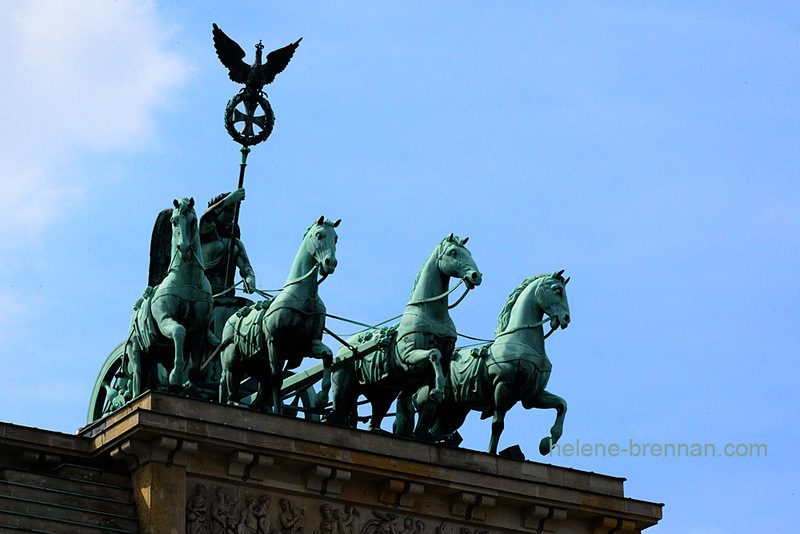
[0,392,662,533]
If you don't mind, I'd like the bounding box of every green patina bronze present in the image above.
[399,271,571,455]
[219,216,341,413]
[327,234,482,438]
[212,23,300,147]
[126,198,214,397]
[87,26,576,458]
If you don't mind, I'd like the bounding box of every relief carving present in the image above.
[187,483,488,534]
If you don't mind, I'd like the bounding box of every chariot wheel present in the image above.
[281,373,322,421]
[87,342,127,424]
[235,370,321,421]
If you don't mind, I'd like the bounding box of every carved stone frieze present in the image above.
[185,482,501,534]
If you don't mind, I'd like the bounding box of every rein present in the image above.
[495,317,557,339]
[407,279,470,308]
[166,247,204,275]
[283,262,327,288]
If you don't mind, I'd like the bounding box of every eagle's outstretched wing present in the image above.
[212,23,250,84]
[257,38,303,87]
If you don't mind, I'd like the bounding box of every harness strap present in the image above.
[407,279,464,306]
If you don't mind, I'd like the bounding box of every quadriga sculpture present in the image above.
[402,271,571,455]
[219,216,340,413]
[328,234,482,437]
[125,198,214,397]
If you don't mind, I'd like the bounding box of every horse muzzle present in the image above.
[463,271,482,290]
[319,257,338,275]
[550,312,570,330]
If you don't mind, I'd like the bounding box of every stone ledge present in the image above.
[80,392,661,531]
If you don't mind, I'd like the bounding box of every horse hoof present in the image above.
[429,388,444,403]
[322,412,346,426]
[539,436,554,455]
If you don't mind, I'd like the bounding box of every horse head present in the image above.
[304,216,340,275]
[171,197,199,263]
[437,233,482,289]
[535,270,571,330]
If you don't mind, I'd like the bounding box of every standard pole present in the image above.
[223,145,251,293]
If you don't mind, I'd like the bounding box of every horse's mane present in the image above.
[303,218,337,239]
[148,199,199,287]
[409,237,448,299]
[495,274,549,335]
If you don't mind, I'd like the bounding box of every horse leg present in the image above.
[327,359,357,426]
[393,394,415,436]
[126,338,142,398]
[367,392,394,432]
[489,382,513,455]
[400,347,446,401]
[219,343,238,404]
[267,338,282,414]
[311,340,333,407]
[158,317,187,388]
[528,390,568,455]
[411,384,439,440]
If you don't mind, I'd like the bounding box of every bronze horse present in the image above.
[402,271,570,455]
[328,234,481,437]
[125,198,213,397]
[220,216,340,412]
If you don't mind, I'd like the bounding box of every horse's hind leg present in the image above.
[267,337,283,414]
[367,392,394,433]
[527,389,568,455]
[327,359,358,427]
[393,394,415,436]
[219,344,240,405]
[489,382,514,455]
[311,339,333,407]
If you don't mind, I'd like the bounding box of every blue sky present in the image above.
[1,2,798,532]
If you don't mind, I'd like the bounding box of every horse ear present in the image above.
[173,199,179,208]
[333,219,341,227]
[317,215,325,225]
[460,236,469,245]
[447,233,455,242]
[564,276,570,285]
[554,269,565,279]
[189,197,195,208]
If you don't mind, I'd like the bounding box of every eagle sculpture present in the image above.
[212,23,301,95]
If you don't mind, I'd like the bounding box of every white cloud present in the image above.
[0,0,189,249]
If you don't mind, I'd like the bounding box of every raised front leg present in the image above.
[400,347,446,401]
[157,317,187,388]
[527,389,568,455]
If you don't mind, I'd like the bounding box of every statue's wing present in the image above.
[258,38,302,86]
[148,208,173,287]
[212,23,250,84]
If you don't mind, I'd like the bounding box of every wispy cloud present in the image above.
[0,0,189,249]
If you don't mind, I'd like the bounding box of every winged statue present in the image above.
[212,23,302,95]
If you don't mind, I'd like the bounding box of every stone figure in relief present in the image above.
[279,498,305,534]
